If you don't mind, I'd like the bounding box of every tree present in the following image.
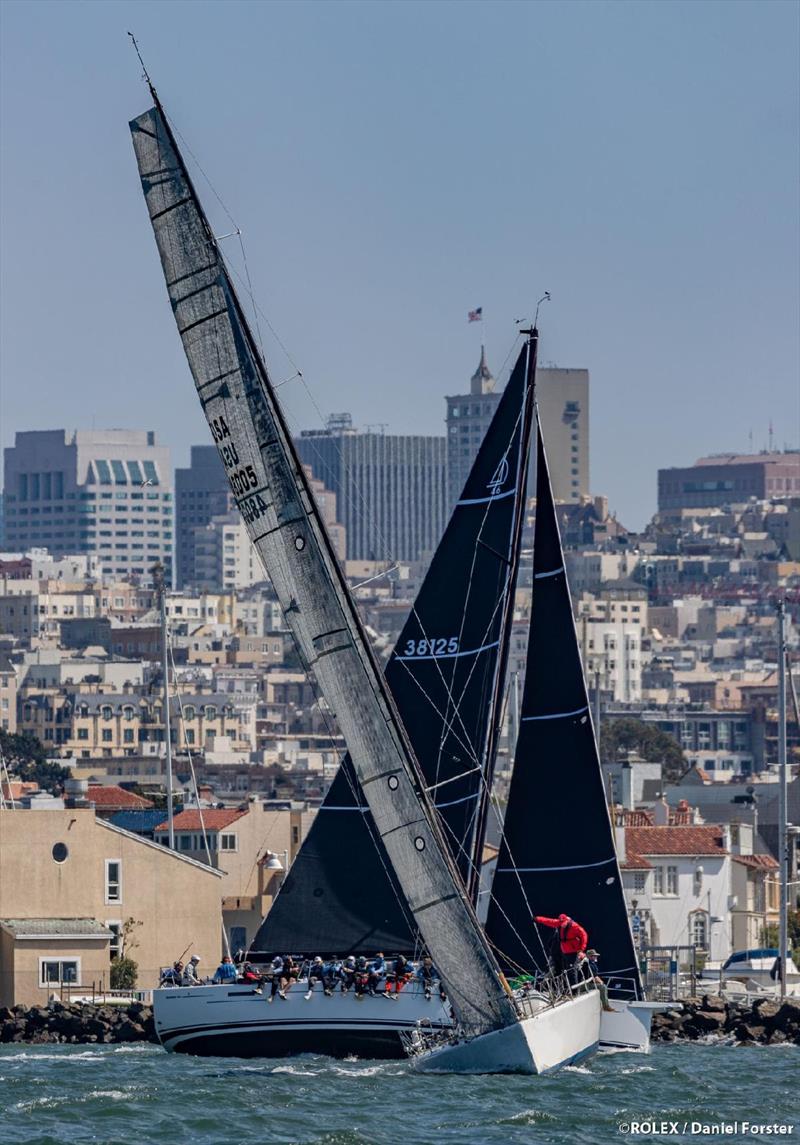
[0,730,72,794]
[110,917,143,992]
[599,717,686,784]
[760,910,800,961]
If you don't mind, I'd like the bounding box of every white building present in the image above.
[578,615,643,703]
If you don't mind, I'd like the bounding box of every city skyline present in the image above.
[1,1,798,532]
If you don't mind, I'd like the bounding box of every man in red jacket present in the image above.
[534,913,588,978]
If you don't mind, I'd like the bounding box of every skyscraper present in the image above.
[295,416,446,563]
[175,445,235,588]
[446,348,590,507]
[2,429,173,582]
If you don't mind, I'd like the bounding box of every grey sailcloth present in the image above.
[130,101,516,1035]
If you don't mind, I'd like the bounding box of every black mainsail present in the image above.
[256,344,534,956]
[484,418,642,999]
[130,90,518,1033]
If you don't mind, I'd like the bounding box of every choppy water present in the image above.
[0,1042,796,1145]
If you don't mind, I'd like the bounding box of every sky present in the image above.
[0,0,798,529]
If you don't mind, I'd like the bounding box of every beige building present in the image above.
[154,802,316,954]
[0,808,222,1007]
[0,656,16,733]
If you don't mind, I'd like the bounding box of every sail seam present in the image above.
[167,262,218,289]
[309,642,352,664]
[435,792,479,809]
[151,195,193,220]
[172,281,218,309]
[251,516,303,543]
[178,308,227,336]
[456,489,516,507]
[496,856,616,872]
[522,705,589,722]
[414,892,460,914]
[198,367,240,393]
[533,565,564,579]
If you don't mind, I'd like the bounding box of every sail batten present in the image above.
[484,419,642,999]
[131,100,518,1033]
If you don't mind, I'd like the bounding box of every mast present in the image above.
[777,599,788,1001]
[155,562,174,849]
[466,328,537,903]
[129,90,517,1034]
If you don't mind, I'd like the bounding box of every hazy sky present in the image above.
[1,0,798,528]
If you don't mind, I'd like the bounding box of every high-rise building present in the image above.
[295,417,445,562]
[175,445,235,588]
[445,348,590,507]
[2,430,173,583]
[658,452,800,512]
[190,466,344,593]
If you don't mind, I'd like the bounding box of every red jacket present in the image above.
[534,914,588,955]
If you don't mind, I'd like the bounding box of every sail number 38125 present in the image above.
[402,637,459,657]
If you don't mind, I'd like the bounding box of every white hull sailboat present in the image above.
[130,57,647,1072]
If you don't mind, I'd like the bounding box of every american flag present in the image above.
[467,307,483,323]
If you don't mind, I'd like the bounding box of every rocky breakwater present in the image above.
[652,994,800,1046]
[0,1001,158,1046]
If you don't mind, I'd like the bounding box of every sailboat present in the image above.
[483,418,661,1053]
[130,75,601,1072]
[154,337,533,1057]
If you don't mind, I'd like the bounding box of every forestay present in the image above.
[256,347,533,956]
[130,99,517,1034]
[484,419,642,999]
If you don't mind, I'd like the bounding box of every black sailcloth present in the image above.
[484,419,642,999]
[254,345,532,956]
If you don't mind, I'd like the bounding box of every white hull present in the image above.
[154,980,451,1057]
[413,990,601,1075]
[599,1000,665,1053]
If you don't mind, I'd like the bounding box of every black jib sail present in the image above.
[254,343,534,956]
[484,418,642,999]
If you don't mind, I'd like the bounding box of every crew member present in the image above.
[533,913,588,977]
[577,948,616,1012]
[416,956,447,1002]
[181,954,203,986]
[213,955,238,984]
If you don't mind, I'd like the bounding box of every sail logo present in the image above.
[487,457,509,497]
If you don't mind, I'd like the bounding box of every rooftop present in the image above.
[154,808,248,832]
[87,784,153,810]
[625,825,727,861]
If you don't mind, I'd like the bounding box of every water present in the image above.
[0,1043,796,1145]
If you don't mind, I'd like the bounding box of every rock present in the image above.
[688,1011,727,1033]
[772,1000,800,1033]
[753,999,781,1023]
[0,1007,13,1022]
[114,1019,145,1043]
[701,993,726,1012]
[127,1001,146,1018]
[734,1022,766,1042]
[767,1029,787,1044]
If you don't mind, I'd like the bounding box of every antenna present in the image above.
[516,292,550,331]
[127,31,158,102]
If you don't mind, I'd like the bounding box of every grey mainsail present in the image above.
[130,97,518,1034]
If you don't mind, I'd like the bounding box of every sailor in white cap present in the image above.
[182,954,202,986]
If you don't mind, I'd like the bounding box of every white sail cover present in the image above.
[130,103,516,1035]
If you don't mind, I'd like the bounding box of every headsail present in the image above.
[255,345,533,956]
[130,94,518,1033]
[484,417,642,999]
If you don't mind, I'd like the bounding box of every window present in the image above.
[653,866,664,895]
[77,728,89,740]
[102,729,113,742]
[666,865,678,896]
[107,921,122,961]
[40,959,80,987]
[633,871,647,892]
[691,913,708,949]
[220,833,237,852]
[179,834,193,851]
[123,729,134,744]
[101,705,113,720]
[105,859,121,903]
[185,729,195,745]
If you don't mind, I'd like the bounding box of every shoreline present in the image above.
[2,994,799,1050]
